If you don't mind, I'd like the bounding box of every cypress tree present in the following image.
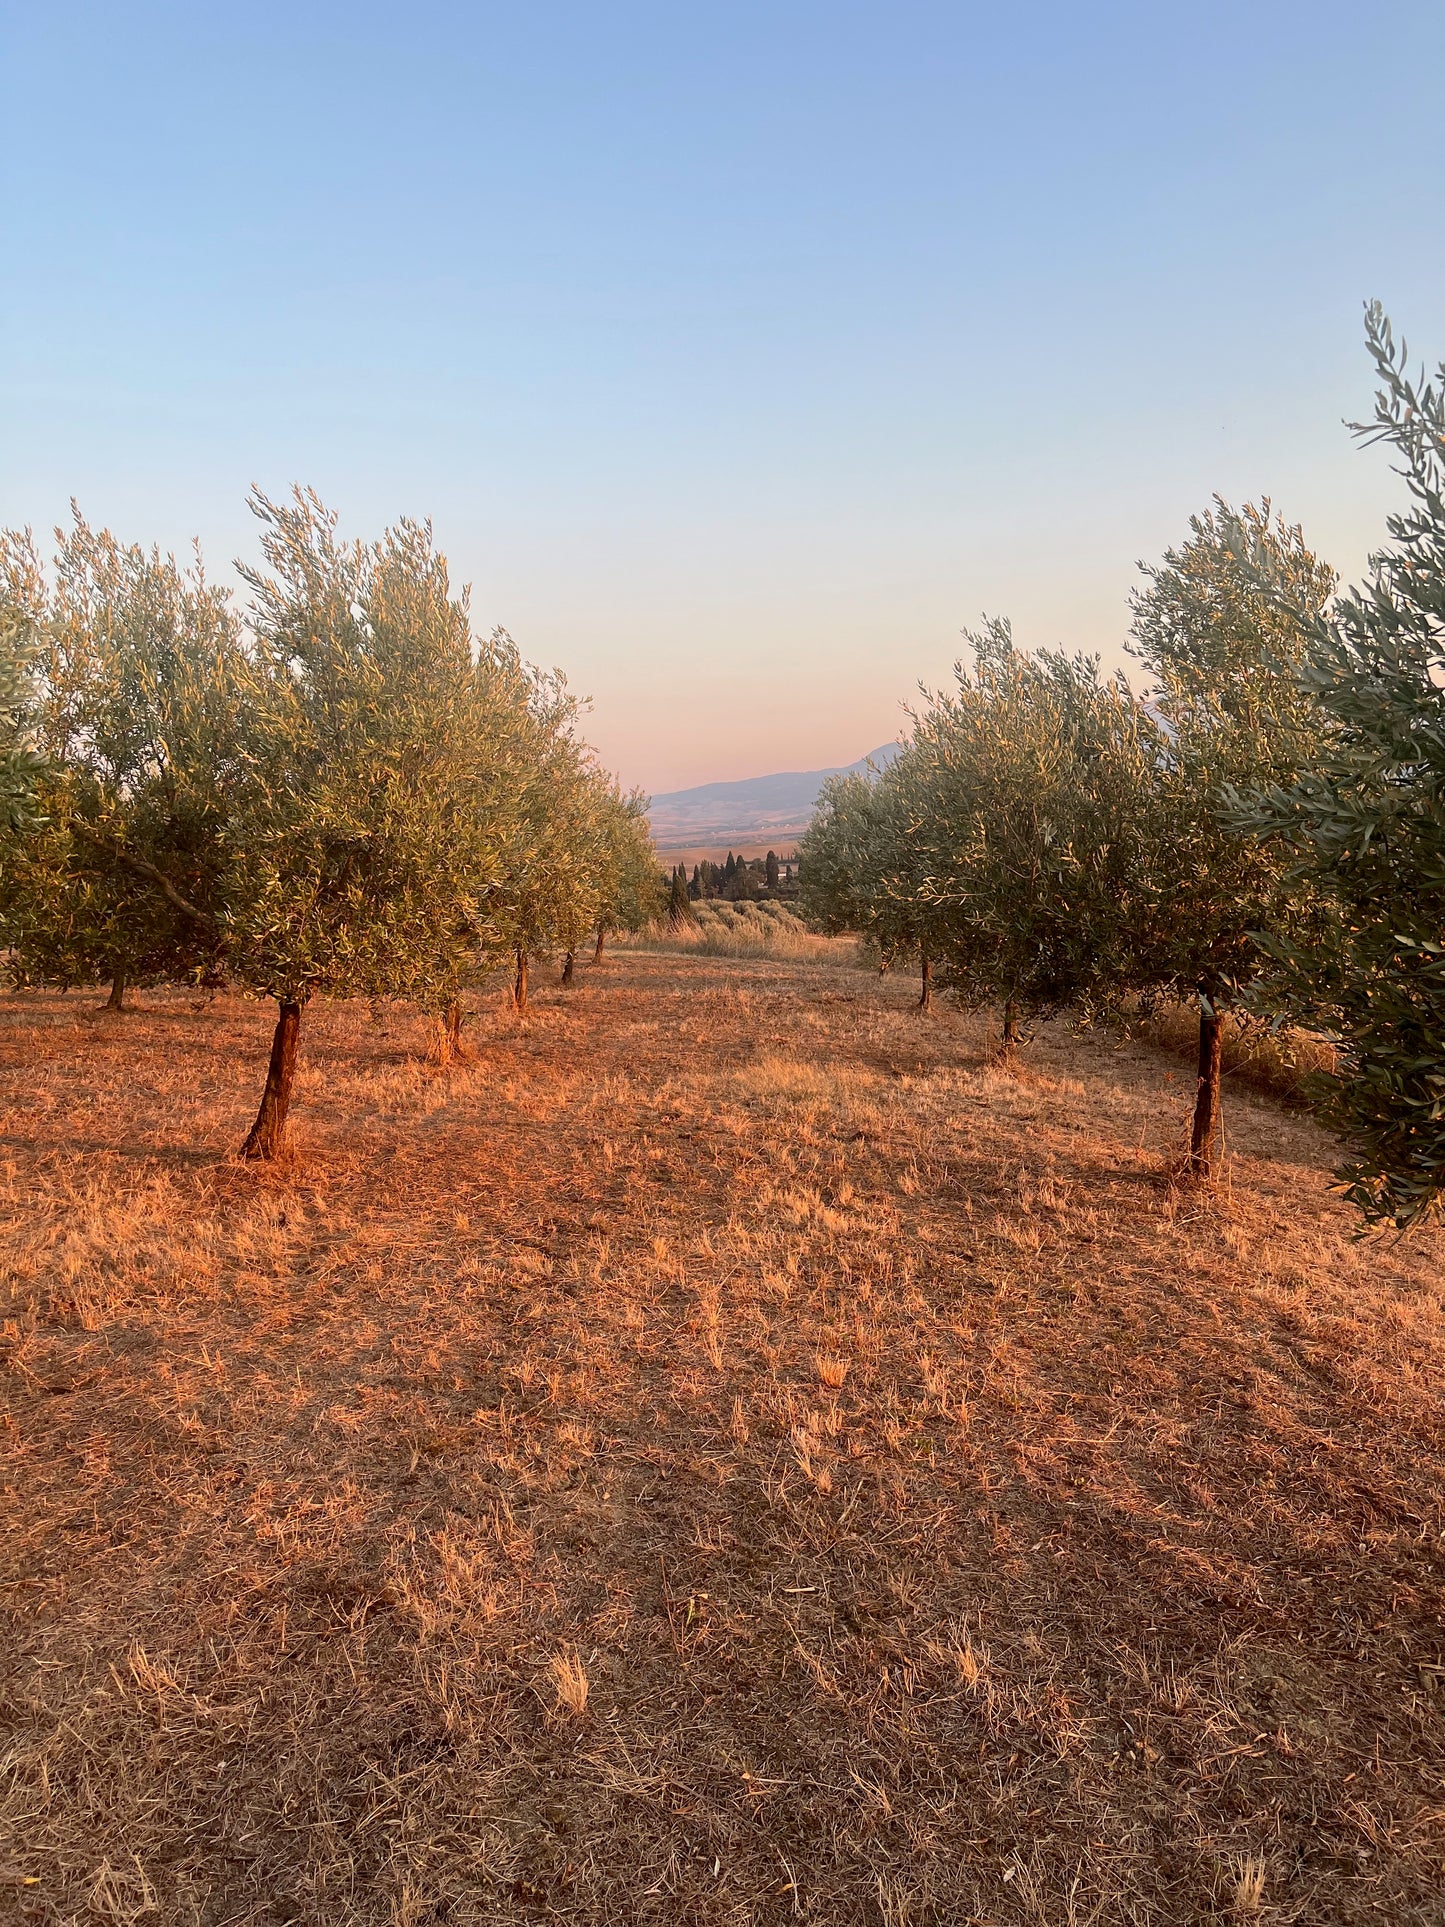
[667,864,693,926]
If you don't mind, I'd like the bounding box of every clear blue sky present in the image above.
[4,1,1443,792]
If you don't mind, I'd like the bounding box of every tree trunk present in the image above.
[426,997,467,1067]
[1002,997,1021,1056]
[593,927,606,964]
[1187,995,1224,1180]
[514,948,529,1012]
[106,968,128,1012]
[241,998,302,1161]
[561,950,575,987]
[918,953,932,1011]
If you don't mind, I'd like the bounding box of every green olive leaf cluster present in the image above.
[897,619,1164,1024]
[1233,306,1445,1227]
[1127,498,1338,1012]
[798,757,933,970]
[0,510,239,992]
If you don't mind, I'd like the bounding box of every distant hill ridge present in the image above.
[648,743,900,847]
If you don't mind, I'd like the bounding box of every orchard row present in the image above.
[799,306,1445,1229]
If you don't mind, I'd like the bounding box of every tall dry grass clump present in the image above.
[624,898,862,965]
[1121,998,1337,1104]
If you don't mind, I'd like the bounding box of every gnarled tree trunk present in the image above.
[918,952,932,1012]
[513,947,529,1012]
[1187,994,1224,1180]
[593,926,607,964]
[106,969,128,1012]
[561,950,575,987]
[241,998,302,1160]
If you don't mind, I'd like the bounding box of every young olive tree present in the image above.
[1236,308,1445,1226]
[1128,499,1336,1175]
[422,629,546,1059]
[0,511,239,1008]
[485,671,604,1012]
[225,489,495,1157]
[798,758,938,1003]
[590,783,664,962]
[901,620,1160,1053]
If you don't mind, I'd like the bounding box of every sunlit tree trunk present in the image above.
[1187,994,1224,1180]
[918,952,932,1011]
[1002,997,1021,1057]
[106,968,128,1012]
[561,950,575,987]
[514,947,529,1012]
[593,926,607,963]
[241,998,302,1160]
[426,997,467,1067]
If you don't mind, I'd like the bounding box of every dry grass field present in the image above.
[3,953,1445,1926]
[628,903,857,966]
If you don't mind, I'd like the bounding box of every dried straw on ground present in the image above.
[2,956,1443,1924]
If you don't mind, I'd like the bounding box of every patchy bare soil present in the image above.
[2,954,1444,1926]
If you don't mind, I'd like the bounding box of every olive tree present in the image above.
[798,758,939,1003]
[423,629,549,1059]
[0,602,42,838]
[1237,307,1445,1226]
[0,511,238,1008]
[1128,499,1336,1175]
[590,783,663,962]
[900,620,1161,1054]
[226,489,500,1157]
[485,669,604,1012]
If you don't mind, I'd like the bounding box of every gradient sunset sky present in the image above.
[5,1,1443,793]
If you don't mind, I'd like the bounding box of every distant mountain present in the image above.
[648,743,901,847]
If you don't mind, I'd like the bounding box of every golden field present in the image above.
[3,952,1444,1925]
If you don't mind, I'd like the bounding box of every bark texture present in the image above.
[514,948,529,1012]
[593,928,606,963]
[445,997,463,1052]
[106,970,127,1012]
[561,951,575,987]
[1002,998,1021,1056]
[918,953,932,1012]
[1187,997,1224,1180]
[241,998,302,1161]
[426,999,466,1068]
